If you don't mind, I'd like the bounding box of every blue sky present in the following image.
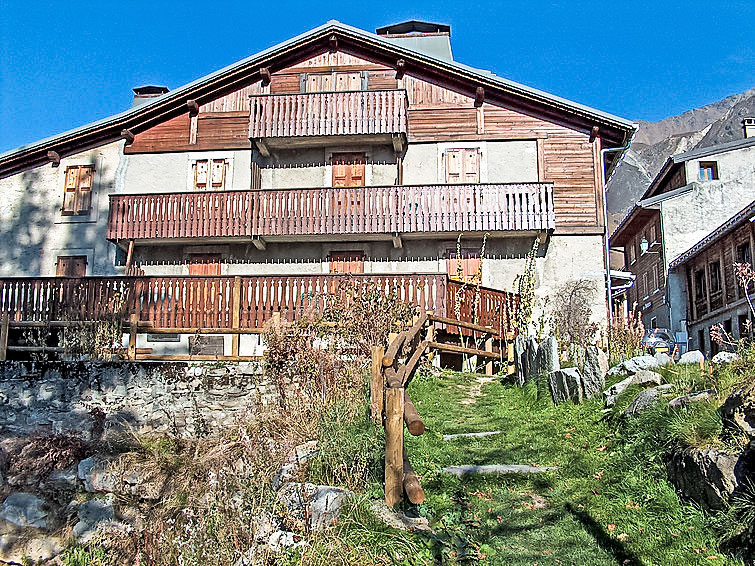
[1,1,753,153]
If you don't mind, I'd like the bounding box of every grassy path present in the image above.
[403,370,733,566]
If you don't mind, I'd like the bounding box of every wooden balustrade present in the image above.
[108,183,555,241]
[249,89,407,139]
[0,274,517,338]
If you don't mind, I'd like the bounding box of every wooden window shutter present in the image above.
[211,160,225,188]
[63,168,78,213]
[195,160,208,189]
[62,165,93,215]
[463,150,480,183]
[445,150,462,184]
[56,255,87,277]
[77,165,93,213]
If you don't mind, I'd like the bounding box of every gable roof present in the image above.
[0,20,635,178]
[669,199,755,269]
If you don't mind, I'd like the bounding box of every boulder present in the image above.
[514,335,528,385]
[0,493,48,530]
[633,369,663,386]
[0,534,62,564]
[603,370,663,407]
[78,456,117,493]
[73,496,115,543]
[666,448,740,510]
[654,352,672,366]
[712,351,738,364]
[721,383,755,440]
[668,390,716,410]
[623,386,672,417]
[536,336,560,378]
[525,337,539,383]
[276,483,353,531]
[45,465,78,490]
[547,368,584,405]
[606,355,660,377]
[78,456,167,500]
[581,346,605,399]
[597,348,610,377]
[679,350,705,365]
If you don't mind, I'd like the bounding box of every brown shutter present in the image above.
[445,150,462,183]
[195,160,209,189]
[463,149,480,183]
[211,160,225,188]
[62,167,78,213]
[329,251,364,274]
[334,72,360,91]
[188,254,221,275]
[56,255,87,277]
[77,165,93,213]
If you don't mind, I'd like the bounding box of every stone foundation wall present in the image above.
[0,361,274,438]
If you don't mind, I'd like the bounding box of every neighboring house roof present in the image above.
[610,135,755,247]
[668,199,755,269]
[0,20,635,178]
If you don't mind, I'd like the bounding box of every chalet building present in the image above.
[668,200,755,357]
[610,124,755,350]
[0,20,634,358]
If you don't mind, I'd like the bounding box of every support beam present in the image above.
[259,67,272,87]
[120,129,135,145]
[395,59,406,80]
[538,230,549,245]
[392,233,403,249]
[124,239,135,274]
[0,314,9,361]
[47,151,61,167]
[253,138,271,157]
[329,35,338,53]
[403,391,425,436]
[589,125,600,143]
[474,86,485,107]
[392,134,404,154]
[128,314,138,361]
[251,236,266,250]
[403,448,426,504]
[186,99,199,116]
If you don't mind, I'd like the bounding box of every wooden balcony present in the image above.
[249,89,407,148]
[107,183,555,242]
[0,274,517,337]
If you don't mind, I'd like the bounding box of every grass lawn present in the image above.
[400,369,738,566]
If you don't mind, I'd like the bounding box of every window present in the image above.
[654,263,661,291]
[627,242,635,265]
[709,261,722,294]
[193,159,227,190]
[329,251,365,274]
[649,265,657,294]
[697,329,706,351]
[642,272,649,299]
[56,255,87,277]
[447,248,482,284]
[694,269,707,300]
[62,165,94,215]
[738,313,751,338]
[445,148,480,184]
[699,161,719,181]
[650,317,657,329]
[331,153,365,187]
[724,318,733,335]
[737,242,752,265]
[649,223,657,244]
[306,72,362,92]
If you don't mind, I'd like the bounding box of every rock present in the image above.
[669,390,716,409]
[654,352,672,366]
[666,448,740,510]
[721,383,755,440]
[514,335,528,385]
[46,465,78,490]
[73,496,115,543]
[633,369,663,386]
[623,387,663,417]
[0,493,48,530]
[603,376,635,408]
[443,431,501,440]
[78,456,117,493]
[525,337,539,382]
[0,534,62,564]
[442,464,558,477]
[597,348,609,377]
[251,510,278,541]
[582,346,606,399]
[679,350,705,365]
[268,530,305,552]
[712,351,738,364]
[547,368,583,405]
[277,483,354,531]
[606,355,660,377]
[535,336,560,380]
[368,500,432,532]
[272,441,318,491]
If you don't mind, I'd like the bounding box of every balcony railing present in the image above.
[0,274,518,337]
[249,89,407,139]
[107,183,555,241]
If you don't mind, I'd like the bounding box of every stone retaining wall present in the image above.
[0,361,273,438]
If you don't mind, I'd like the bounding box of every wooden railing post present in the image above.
[384,385,405,508]
[0,314,9,361]
[507,332,516,376]
[231,276,241,358]
[485,335,494,376]
[128,313,138,361]
[371,345,385,422]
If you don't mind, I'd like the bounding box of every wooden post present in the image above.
[403,448,426,504]
[128,313,138,361]
[485,336,494,376]
[507,333,516,376]
[231,276,241,358]
[371,345,385,422]
[0,314,9,362]
[124,240,135,275]
[272,311,281,328]
[384,386,404,508]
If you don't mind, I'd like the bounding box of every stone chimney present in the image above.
[744,117,755,139]
[131,85,170,108]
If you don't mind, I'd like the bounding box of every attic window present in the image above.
[699,161,719,181]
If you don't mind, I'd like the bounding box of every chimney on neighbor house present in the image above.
[376,20,454,61]
[131,85,170,108]
[743,117,755,139]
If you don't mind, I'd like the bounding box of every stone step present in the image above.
[442,464,558,477]
[442,431,502,441]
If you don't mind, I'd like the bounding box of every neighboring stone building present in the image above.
[668,200,755,357]
[610,124,755,349]
[0,20,635,358]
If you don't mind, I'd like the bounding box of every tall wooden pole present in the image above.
[231,276,242,358]
[371,345,384,422]
[0,314,9,361]
[384,386,404,508]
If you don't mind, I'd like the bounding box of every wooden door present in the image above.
[447,249,481,284]
[56,256,87,277]
[188,254,221,275]
[329,251,365,274]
